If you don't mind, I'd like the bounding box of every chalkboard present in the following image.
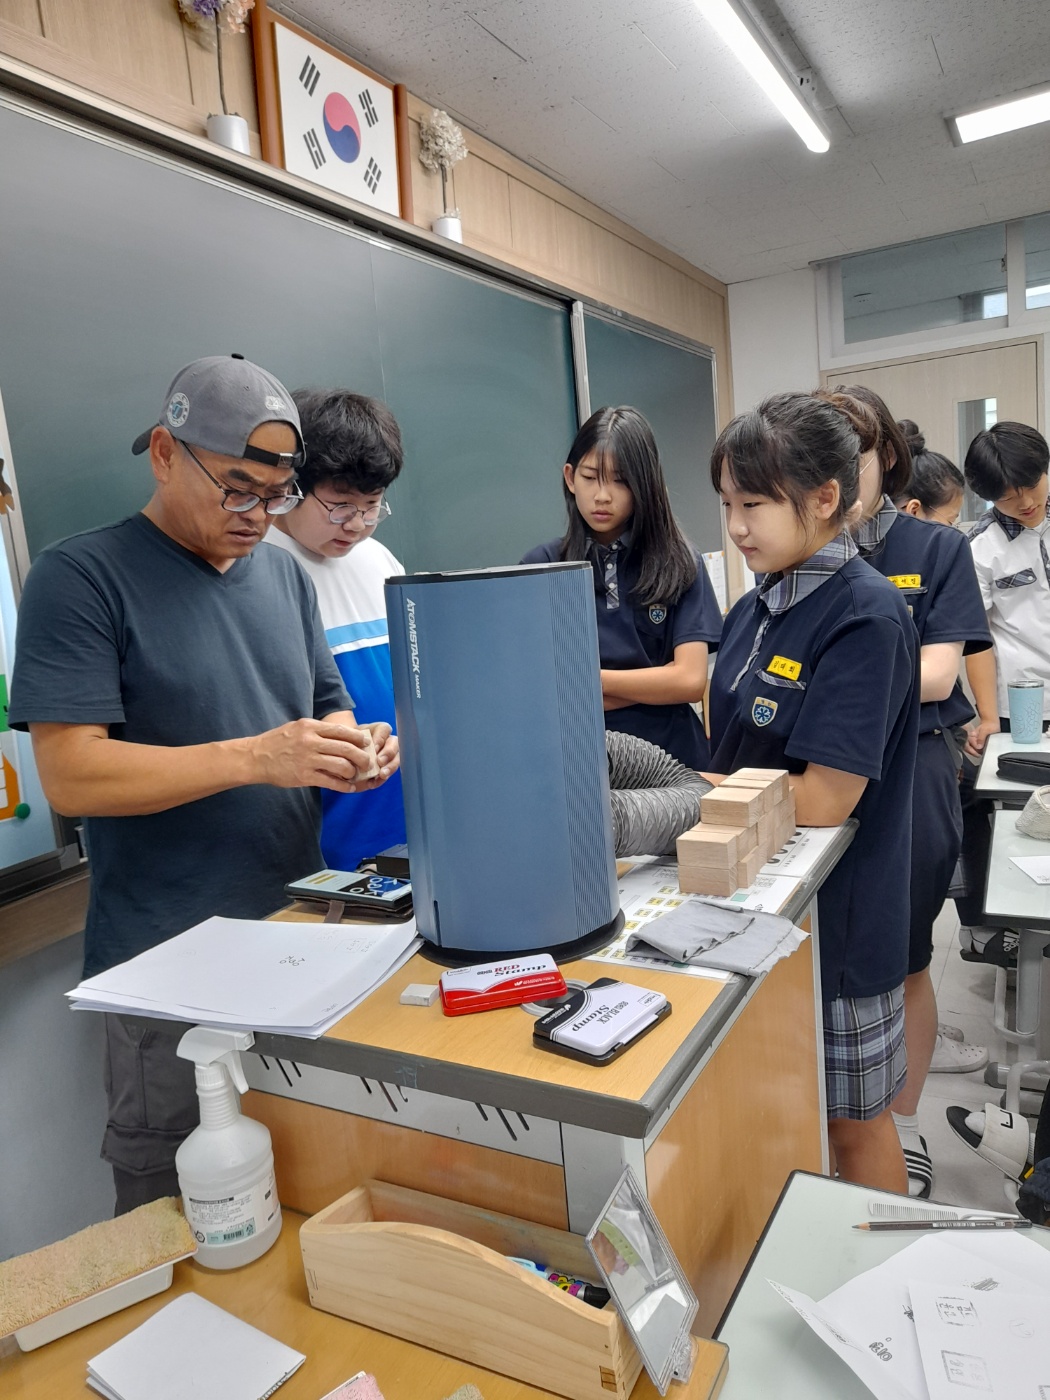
[0,98,574,568]
[582,311,721,553]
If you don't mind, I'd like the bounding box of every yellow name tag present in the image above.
[767,655,802,681]
[888,574,921,589]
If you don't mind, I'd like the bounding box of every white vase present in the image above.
[206,114,251,155]
[433,214,464,243]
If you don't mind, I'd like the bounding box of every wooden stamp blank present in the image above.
[700,787,765,828]
[731,767,790,803]
[677,824,749,870]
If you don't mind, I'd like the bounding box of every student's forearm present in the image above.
[600,660,707,706]
[966,647,999,720]
[30,719,375,817]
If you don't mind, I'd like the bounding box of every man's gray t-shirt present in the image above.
[9,514,352,976]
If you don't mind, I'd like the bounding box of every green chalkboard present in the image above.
[0,100,574,569]
[582,311,721,553]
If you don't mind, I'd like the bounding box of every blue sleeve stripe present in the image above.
[325,618,389,648]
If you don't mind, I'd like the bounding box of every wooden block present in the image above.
[773,795,798,849]
[736,846,764,890]
[719,775,774,815]
[730,767,790,803]
[359,730,381,780]
[756,809,774,851]
[677,824,749,870]
[678,866,738,897]
[700,786,765,828]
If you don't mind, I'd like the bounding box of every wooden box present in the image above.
[300,1180,643,1400]
[677,824,749,870]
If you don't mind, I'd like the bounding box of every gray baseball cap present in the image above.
[131,354,305,468]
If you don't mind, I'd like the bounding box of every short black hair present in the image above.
[291,389,403,495]
[965,421,1049,501]
[895,420,964,512]
[711,392,867,528]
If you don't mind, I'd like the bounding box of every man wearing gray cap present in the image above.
[9,354,398,1211]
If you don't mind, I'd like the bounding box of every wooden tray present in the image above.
[300,1180,641,1400]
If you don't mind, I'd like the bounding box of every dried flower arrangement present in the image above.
[418,110,469,216]
[176,1,255,117]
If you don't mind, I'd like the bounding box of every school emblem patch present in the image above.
[752,696,778,727]
[648,605,667,624]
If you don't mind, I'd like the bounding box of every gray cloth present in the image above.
[626,899,806,975]
[606,730,712,856]
[9,513,350,977]
[103,1015,198,1202]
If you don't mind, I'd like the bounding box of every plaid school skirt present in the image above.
[823,983,906,1120]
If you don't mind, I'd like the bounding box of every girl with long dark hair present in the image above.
[523,406,722,767]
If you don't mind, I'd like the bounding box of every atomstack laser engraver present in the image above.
[385,562,622,963]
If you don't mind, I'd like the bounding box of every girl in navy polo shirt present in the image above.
[827,387,992,1198]
[522,407,722,767]
[708,392,919,1192]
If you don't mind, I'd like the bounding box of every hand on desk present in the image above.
[964,717,1000,760]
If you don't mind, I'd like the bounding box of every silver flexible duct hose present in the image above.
[606,730,714,857]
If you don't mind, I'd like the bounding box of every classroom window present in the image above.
[840,224,1007,343]
[1024,213,1050,309]
[957,397,997,524]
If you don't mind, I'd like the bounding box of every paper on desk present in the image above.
[1010,854,1050,884]
[67,917,421,1037]
[768,1280,919,1400]
[910,1280,1050,1400]
[86,1293,304,1400]
[770,1231,1050,1400]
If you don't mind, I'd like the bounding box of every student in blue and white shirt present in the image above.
[953,422,1050,963]
[522,406,722,768]
[823,388,991,1199]
[708,392,919,1192]
[268,391,406,871]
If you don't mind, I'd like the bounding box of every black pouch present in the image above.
[996,751,1050,785]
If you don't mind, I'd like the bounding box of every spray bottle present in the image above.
[174,1027,282,1269]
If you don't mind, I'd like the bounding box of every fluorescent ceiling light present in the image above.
[950,87,1050,144]
[694,0,830,153]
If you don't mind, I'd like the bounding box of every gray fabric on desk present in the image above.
[625,899,806,975]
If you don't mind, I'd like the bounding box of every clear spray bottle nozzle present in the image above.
[176,1026,254,1094]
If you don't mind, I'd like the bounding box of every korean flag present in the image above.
[274,24,400,217]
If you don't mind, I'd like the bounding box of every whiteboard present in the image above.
[0,382,61,877]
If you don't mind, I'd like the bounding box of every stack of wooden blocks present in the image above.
[676,768,796,897]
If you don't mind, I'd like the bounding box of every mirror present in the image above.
[586,1167,698,1395]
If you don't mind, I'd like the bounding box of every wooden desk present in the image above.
[233,839,850,1337]
[0,1214,728,1400]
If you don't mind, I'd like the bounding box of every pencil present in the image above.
[853,1219,1032,1232]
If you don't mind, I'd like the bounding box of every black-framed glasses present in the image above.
[182,443,304,516]
[311,493,392,527]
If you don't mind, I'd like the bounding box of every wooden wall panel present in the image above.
[0,0,260,152]
[245,1091,569,1228]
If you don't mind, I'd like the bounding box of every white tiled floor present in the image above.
[919,901,1031,1211]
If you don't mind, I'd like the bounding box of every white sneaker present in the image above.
[938,1023,964,1042]
[929,1032,988,1073]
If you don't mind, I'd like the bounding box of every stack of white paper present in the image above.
[771,1230,1050,1400]
[87,1293,304,1400]
[68,916,420,1038]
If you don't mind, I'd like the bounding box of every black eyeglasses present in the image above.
[311,493,392,526]
[182,443,304,516]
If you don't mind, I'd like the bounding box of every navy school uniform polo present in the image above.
[861,510,991,734]
[709,555,920,1000]
[521,537,722,768]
